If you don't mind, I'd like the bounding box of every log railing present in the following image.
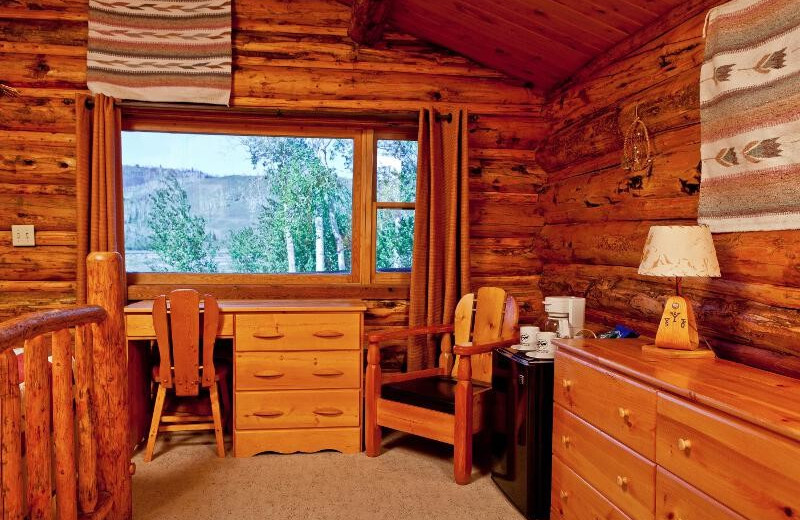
[0,252,131,520]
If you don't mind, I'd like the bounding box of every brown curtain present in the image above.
[407,107,471,371]
[76,93,124,304]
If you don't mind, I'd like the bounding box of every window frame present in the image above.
[120,107,417,288]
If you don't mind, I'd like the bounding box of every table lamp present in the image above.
[638,225,721,358]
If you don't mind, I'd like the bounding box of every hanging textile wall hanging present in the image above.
[87,0,231,105]
[698,0,800,232]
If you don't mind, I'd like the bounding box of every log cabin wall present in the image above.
[0,0,546,369]
[535,0,800,378]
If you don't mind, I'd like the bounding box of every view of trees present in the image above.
[123,133,418,274]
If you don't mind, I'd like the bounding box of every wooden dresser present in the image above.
[550,338,800,520]
[124,299,366,457]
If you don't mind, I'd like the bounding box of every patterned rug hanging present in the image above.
[698,0,800,233]
[87,0,232,105]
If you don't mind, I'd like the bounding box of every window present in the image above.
[120,109,417,286]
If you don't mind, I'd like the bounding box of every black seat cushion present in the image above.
[381,375,490,415]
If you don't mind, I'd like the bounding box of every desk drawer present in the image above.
[235,351,360,390]
[126,313,233,338]
[235,389,360,430]
[554,404,655,520]
[656,394,800,520]
[555,351,657,458]
[236,313,360,351]
[655,468,745,520]
[552,455,631,520]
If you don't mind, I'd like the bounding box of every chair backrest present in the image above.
[152,289,220,396]
[450,287,519,383]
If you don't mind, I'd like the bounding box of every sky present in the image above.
[121,131,400,178]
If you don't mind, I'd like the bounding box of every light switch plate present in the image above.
[11,225,35,246]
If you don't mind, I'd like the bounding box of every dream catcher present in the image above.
[621,105,653,172]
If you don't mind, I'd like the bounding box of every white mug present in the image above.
[533,331,558,359]
[519,326,540,349]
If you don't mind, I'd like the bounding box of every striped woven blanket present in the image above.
[87,0,231,105]
[698,0,800,232]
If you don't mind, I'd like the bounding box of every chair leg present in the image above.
[209,383,225,458]
[454,359,473,485]
[144,385,166,462]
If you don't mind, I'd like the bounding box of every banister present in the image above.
[0,305,107,354]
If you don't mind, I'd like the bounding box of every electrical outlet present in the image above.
[11,225,35,247]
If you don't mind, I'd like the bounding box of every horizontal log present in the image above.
[539,263,800,357]
[0,231,75,246]
[536,221,800,288]
[470,237,542,276]
[0,18,86,48]
[231,96,540,115]
[363,299,409,327]
[0,90,78,133]
[0,136,76,185]
[0,245,76,281]
[0,283,77,323]
[467,114,547,151]
[469,192,543,238]
[468,156,545,193]
[0,52,86,88]
[0,193,76,230]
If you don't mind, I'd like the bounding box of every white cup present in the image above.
[533,331,558,359]
[519,326,540,349]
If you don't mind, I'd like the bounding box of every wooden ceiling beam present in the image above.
[348,0,393,46]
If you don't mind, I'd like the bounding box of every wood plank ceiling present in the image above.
[375,0,691,92]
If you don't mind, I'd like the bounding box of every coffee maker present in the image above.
[543,296,586,338]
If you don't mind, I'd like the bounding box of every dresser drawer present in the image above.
[235,389,360,430]
[554,404,655,520]
[656,394,800,520]
[555,351,657,458]
[236,351,360,390]
[235,313,360,352]
[126,312,233,338]
[655,468,745,520]
[552,455,631,520]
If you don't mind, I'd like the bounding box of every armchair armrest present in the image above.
[367,324,454,346]
[452,336,519,356]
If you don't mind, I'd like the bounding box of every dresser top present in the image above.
[555,338,800,443]
[124,299,367,313]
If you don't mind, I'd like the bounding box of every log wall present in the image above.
[536,0,800,378]
[0,0,546,368]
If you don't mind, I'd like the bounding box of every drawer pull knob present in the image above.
[313,330,345,339]
[618,407,631,424]
[313,407,344,417]
[616,476,629,490]
[561,435,570,447]
[678,438,692,453]
[253,331,284,339]
[559,490,569,501]
[254,370,284,379]
[253,410,284,418]
[562,379,572,390]
[312,369,345,377]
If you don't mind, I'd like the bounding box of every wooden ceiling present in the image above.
[346,0,691,92]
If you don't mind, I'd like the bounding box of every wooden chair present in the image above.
[365,286,519,484]
[144,289,228,462]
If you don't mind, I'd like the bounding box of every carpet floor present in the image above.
[132,432,525,520]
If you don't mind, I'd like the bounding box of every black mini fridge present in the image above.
[490,349,554,520]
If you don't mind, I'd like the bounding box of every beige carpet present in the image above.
[132,432,525,520]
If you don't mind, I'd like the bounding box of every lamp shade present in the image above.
[638,225,721,278]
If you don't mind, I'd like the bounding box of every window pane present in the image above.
[122,132,354,274]
[376,209,414,272]
[376,139,417,203]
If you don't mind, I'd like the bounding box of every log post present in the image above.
[52,328,78,520]
[24,335,52,520]
[364,339,382,457]
[0,349,24,520]
[453,355,473,485]
[349,0,393,46]
[87,252,131,520]
[74,324,98,515]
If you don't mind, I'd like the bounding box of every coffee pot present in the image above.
[543,296,586,339]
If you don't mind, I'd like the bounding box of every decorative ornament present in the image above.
[622,104,653,172]
[0,83,20,98]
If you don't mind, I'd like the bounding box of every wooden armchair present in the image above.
[365,286,519,484]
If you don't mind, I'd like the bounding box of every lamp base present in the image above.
[654,295,699,350]
[641,343,715,359]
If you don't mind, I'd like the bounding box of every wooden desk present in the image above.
[124,299,367,457]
